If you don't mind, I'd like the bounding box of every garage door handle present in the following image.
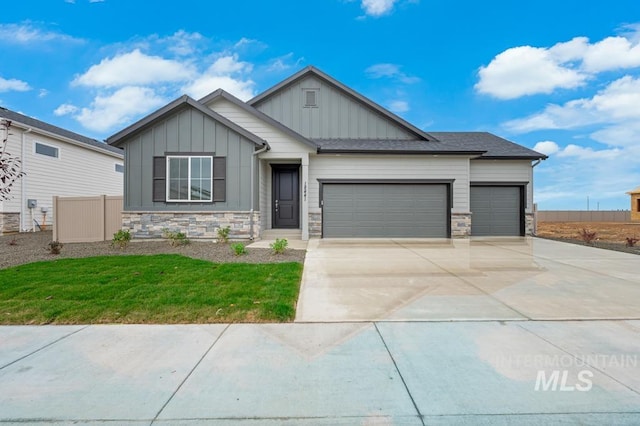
[275,199,278,212]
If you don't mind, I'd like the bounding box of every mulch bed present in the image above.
[0,231,305,269]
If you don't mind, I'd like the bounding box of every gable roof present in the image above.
[0,106,123,157]
[248,66,434,141]
[106,95,269,148]
[198,89,316,149]
[428,132,547,160]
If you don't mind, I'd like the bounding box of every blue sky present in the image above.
[2,0,639,210]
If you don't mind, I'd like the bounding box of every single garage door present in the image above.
[470,186,522,236]
[322,183,448,237]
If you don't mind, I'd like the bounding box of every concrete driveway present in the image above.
[296,237,640,322]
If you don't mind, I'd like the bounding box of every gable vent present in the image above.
[304,89,318,107]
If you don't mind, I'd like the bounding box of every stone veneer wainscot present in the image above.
[0,212,20,234]
[122,211,260,240]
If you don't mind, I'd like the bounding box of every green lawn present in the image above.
[0,255,303,324]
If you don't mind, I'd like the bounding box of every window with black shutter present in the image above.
[153,156,166,202]
[213,156,226,202]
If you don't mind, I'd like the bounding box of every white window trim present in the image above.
[165,155,214,202]
[33,141,60,159]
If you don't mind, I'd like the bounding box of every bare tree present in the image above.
[0,119,25,201]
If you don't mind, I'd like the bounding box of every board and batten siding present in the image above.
[123,106,257,211]
[1,128,122,230]
[206,98,314,155]
[470,160,534,211]
[308,155,471,213]
[253,75,415,140]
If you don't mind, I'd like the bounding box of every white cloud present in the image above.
[75,87,167,132]
[557,143,621,160]
[475,46,587,99]
[182,55,255,100]
[361,0,397,16]
[505,75,640,142]
[476,26,640,99]
[53,103,78,116]
[73,49,195,87]
[0,22,84,45]
[163,30,203,56]
[581,36,640,72]
[0,77,31,92]
[38,89,49,98]
[532,141,559,156]
[388,100,409,113]
[365,63,420,83]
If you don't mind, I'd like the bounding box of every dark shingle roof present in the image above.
[428,132,547,159]
[315,139,485,155]
[0,107,123,156]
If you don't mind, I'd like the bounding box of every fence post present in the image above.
[52,196,58,241]
[99,195,106,241]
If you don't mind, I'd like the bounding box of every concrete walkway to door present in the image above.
[295,237,640,322]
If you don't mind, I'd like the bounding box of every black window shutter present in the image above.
[153,156,166,202]
[213,156,226,202]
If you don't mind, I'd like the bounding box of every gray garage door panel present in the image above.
[323,184,448,238]
[471,186,522,236]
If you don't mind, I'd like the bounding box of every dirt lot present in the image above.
[537,221,640,255]
[0,231,306,269]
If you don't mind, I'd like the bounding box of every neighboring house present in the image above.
[0,107,123,233]
[628,186,640,222]
[107,66,546,240]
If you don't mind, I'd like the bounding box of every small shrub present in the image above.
[270,238,288,254]
[217,226,231,243]
[578,228,597,245]
[162,228,190,246]
[231,242,247,256]
[48,240,63,255]
[111,229,131,249]
[625,236,639,248]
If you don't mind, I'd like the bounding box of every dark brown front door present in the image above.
[273,165,300,228]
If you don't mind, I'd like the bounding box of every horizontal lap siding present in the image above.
[470,160,533,211]
[208,99,313,155]
[309,155,469,213]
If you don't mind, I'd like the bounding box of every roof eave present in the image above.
[476,155,548,160]
[106,95,268,148]
[317,149,486,155]
[7,118,123,159]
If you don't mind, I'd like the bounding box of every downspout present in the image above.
[249,143,269,240]
[21,128,32,232]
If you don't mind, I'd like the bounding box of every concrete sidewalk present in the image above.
[1,321,639,425]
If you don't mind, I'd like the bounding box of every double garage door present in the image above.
[322,183,449,238]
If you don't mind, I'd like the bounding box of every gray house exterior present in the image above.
[107,66,546,240]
